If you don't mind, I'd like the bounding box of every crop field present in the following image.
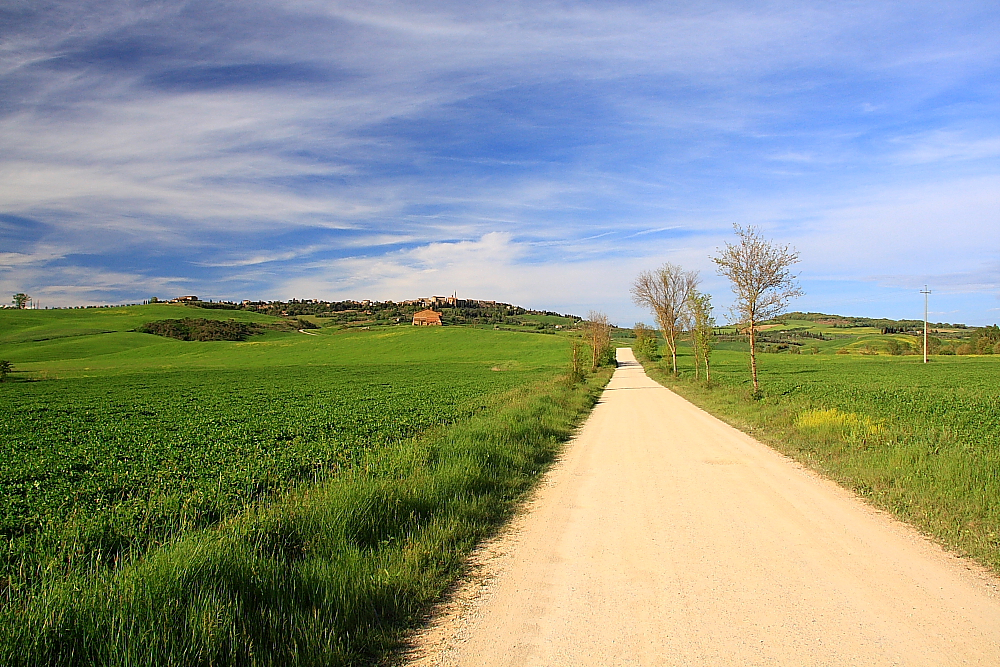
[647,344,1000,571]
[0,305,609,666]
[1,364,529,575]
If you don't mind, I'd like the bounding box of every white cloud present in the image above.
[0,264,189,308]
[276,232,664,323]
[2,0,999,324]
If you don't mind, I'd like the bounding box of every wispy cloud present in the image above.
[1,1,998,321]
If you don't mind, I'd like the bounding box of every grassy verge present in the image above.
[1,367,612,666]
[638,348,1000,573]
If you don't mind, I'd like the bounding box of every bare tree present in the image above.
[585,310,613,371]
[687,290,715,384]
[630,264,699,375]
[712,225,802,394]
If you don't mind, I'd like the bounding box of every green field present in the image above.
[644,343,1000,572]
[0,306,610,665]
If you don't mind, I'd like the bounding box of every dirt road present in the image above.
[405,348,1000,666]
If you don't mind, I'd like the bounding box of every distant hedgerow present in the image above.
[138,318,263,341]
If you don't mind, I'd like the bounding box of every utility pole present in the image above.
[921,285,931,363]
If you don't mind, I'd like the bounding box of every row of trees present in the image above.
[629,266,718,383]
[631,225,802,393]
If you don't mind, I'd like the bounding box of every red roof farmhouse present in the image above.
[412,309,443,326]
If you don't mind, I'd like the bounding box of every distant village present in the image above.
[5,291,582,330]
[157,294,579,329]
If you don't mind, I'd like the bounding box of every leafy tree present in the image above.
[12,293,29,309]
[974,325,999,354]
[687,290,715,383]
[632,322,659,360]
[0,360,11,382]
[712,225,802,395]
[631,263,699,375]
[138,318,262,341]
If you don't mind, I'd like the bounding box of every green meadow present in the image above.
[643,336,1000,572]
[0,305,610,666]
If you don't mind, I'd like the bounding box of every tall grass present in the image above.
[0,369,612,666]
[642,349,1000,573]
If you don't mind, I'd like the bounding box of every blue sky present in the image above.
[1,1,998,325]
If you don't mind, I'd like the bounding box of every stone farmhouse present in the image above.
[412,309,443,326]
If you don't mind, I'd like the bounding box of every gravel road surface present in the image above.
[405,348,1000,666]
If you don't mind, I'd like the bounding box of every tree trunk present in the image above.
[705,357,711,385]
[691,332,700,380]
[748,320,759,394]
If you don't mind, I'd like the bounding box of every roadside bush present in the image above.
[632,324,659,361]
[597,344,617,367]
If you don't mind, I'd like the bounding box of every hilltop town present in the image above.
[151,294,582,330]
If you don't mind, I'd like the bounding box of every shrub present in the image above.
[632,323,659,361]
[973,324,1000,353]
[955,343,974,355]
[597,344,617,367]
[138,318,263,341]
